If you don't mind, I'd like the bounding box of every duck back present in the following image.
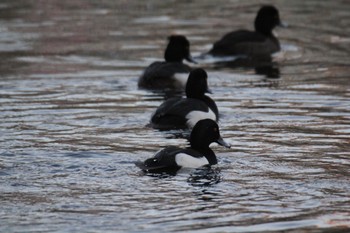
[151,97,217,129]
[210,30,280,56]
[138,61,191,89]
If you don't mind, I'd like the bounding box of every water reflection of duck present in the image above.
[187,166,222,187]
[208,5,284,57]
[213,58,281,79]
[150,68,218,130]
[135,119,230,174]
[138,35,196,90]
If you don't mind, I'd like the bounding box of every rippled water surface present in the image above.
[1,0,350,232]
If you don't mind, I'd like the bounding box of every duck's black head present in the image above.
[185,68,210,99]
[190,119,231,150]
[164,35,196,63]
[254,5,282,35]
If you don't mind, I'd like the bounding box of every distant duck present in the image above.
[208,5,284,57]
[138,35,196,90]
[150,68,218,130]
[136,119,231,173]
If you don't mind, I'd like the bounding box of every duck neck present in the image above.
[164,47,183,63]
[202,96,219,118]
[193,146,218,165]
[254,21,274,37]
[256,27,274,37]
[185,94,219,118]
[186,91,203,99]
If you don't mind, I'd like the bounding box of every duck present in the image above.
[208,5,284,57]
[138,35,196,90]
[136,119,231,173]
[150,68,218,130]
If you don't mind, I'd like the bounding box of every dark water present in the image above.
[1,0,350,232]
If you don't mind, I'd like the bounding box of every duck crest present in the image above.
[185,68,209,99]
[254,5,281,36]
[164,35,190,62]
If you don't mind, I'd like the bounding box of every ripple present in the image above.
[1,0,350,232]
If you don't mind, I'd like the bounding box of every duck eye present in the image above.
[213,127,218,132]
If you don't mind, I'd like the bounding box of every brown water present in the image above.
[1,0,350,232]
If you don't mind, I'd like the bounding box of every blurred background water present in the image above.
[1,0,350,232]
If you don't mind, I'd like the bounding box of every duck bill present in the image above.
[206,88,213,94]
[186,55,197,64]
[217,137,231,148]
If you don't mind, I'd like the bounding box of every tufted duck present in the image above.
[150,68,218,130]
[138,35,196,90]
[136,119,231,173]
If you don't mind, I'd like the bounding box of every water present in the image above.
[1,0,350,232]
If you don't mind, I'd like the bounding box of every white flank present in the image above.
[175,153,209,168]
[172,73,189,88]
[186,109,216,128]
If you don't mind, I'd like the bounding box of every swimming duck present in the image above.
[138,35,196,90]
[208,5,284,57]
[136,119,231,173]
[151,68,218,130]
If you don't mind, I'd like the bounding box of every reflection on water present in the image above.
[211,56,281,78]
[1,0,350,232]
